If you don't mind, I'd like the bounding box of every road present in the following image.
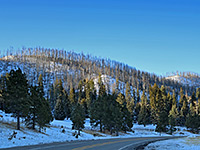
[1,136,182,150]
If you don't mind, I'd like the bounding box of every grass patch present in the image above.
[82,130,105,137]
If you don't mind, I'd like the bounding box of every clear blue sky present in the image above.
[0,0,200,75]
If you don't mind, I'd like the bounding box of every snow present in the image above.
[1,110,200,149]
[166,75,200,87]
[145,137,200,150]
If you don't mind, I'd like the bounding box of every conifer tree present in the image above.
[179,87,184,111]
[149,83,158,124]
[71,103,85,135]
[179,95,189,126]
[138,91,150,126]
[27,74,53,130]
[54,79,68,120]
[111,100,123,136]
[168,105,179,134]
[90,79,106,132]
[190,92,196,107]
[196,88,200,114]
[125,82,135,115]
[185,103,199,133]
[172,90,177,106]
[5,68,30,130]
[167,92,172,113]
[116,93,133,132]
[155,86,168,133]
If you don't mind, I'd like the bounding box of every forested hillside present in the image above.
[0,48,197,96]
[1,48,200,136]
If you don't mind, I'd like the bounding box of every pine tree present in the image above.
[155,86,168,133]
[111,100,123,136]
[71,103,85,135]
[190,92,196,107]
[172,90,177,106]
[90,81,106,132]
[179,95,189,126]
[179,87,184,111]
[138,91,150,126]
[149,83,159,124]
[5,68,30,130]
[185,103,199,133]
[54,79,68,120]
[116,93,133,132]
[168,105,179,134]
[125,82,134,115]
[196,88,200,114]
[26,75,53,131]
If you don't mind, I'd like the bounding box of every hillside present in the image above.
[166,73,200,88]
[0,48,196,96]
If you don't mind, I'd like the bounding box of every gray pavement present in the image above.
[0,136,182,150]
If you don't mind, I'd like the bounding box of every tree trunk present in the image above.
[100,121,102,132]
[116,129,119,136]
[33,111,35,130]
[78,129,80,135]
[17,114,20,130]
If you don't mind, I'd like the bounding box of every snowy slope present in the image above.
[166,75,200,87]
[0,110,199,149]
[145,136,200,150]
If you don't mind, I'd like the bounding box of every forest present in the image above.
[0,48,200,135]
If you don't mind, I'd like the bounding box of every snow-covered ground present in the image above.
[145,136,200,150]
[0,110,199,149]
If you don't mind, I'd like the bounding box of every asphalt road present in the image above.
[1,136,182,150]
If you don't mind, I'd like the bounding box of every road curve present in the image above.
[0,136,182,150]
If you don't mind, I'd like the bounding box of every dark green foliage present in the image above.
[178,95,189,126]
[5,68,30,130]
[190,92,196,107]
[70,103,85,135]
[149,83,159,125]
[185,103,200,133]
[178,87,184,111]
[116,93,133,132]
[26,74,53,131]
[172,90,177,107]
[54,79,69,120]
[155,86,168,133]
[138,91,150,126]
[90,80,106,132]
[168,105,179,134]
[125,82,135,115]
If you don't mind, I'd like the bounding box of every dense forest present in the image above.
[0,48,200,135]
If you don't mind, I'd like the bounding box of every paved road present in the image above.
[1,136,182,150]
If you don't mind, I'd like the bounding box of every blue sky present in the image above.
[0,0,200,75]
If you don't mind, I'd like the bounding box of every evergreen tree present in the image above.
[111,99,123,136]
[125,82,135,115]
[116,93,133,132]
[155,86,168,133]
[196,88,200,114]
[71,103,85,135]
[5,68,30,130]
[149,83,159,124]
[172,90,177,107]
[54,79,68,120]
[190,92,196,107]
[178,88,184,111]
[168,105,179,134]
[179,95,189,126]
[138,91,150,126]
[90,80,106,132]
[185,103,199,133]
[26,75,53,131]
